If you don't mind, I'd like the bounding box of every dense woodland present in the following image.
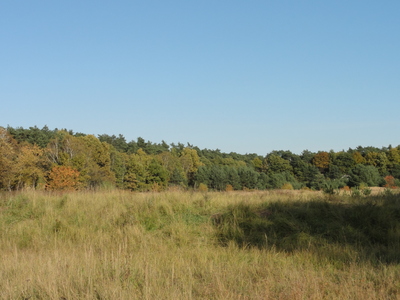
[1,125,399,192]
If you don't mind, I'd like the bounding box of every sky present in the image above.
[1,1,399,155]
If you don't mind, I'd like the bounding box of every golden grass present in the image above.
[0,190,399,299]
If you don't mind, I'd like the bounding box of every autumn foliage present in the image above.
[3,126,400,191]
[312,151,330,172]
[225,184,234,192]
[384,175,397,189]
[46,166,81,191]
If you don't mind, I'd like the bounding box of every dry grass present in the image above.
[0,190,399,299]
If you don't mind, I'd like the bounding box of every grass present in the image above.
[0,189,399,299]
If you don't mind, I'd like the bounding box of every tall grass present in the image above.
[0,190,399,299]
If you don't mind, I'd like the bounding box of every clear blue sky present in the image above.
[1,1,399,155]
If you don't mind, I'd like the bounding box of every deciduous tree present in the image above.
[312,151,330,173]
[46,166,81,191]
[14,144,46,190]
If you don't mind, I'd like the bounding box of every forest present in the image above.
[1,125,399,192]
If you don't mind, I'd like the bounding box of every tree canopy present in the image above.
[1,125,399,191]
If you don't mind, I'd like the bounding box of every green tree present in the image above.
[257,172,268,190]
[266,171,298,189]
[326,164,342,180]
[300,150,315,163]
[208,165,228,190]
[109,147,128,188]
[124,152,148,191]
[301,164,321,188]
[98,134,128,153]
[194,166,211,187]
[238,166,259,189]
[158,151,185,186]
[262,154,293,174]
[169,166,187,186]
[226,167,241,190]
[7,125,56,148]
[348,165,382,187]
[332,151,355,174]
[123,151,168,191]
[146,158,168,188]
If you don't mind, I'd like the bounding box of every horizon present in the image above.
[2,1,399,155]
[4,124,397,157]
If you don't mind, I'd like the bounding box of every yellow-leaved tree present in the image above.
[352,151,366,165]
[180,147,204,184]
[14,144,47,190]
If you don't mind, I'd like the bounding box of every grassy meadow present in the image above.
[0,189,399,299]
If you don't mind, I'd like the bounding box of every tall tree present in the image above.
[14,144,46,190]
[180,147,204,185]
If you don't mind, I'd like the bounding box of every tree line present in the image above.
[1,125,399,191]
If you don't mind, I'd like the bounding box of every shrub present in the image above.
[342,186,351,192]
[362,187,372,196]
[322,185,336,195]
[351,187,361,198]
[225,184,234,192]
[384,175,397,189]
[281,183,293,190]
[197,183,208,192]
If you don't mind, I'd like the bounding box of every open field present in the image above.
[0,189,399,299]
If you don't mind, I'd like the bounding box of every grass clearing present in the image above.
[0,190,399,299]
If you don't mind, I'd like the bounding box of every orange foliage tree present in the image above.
[312,151,330,173]
[384,175,397,189]
[46,166,81,191]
